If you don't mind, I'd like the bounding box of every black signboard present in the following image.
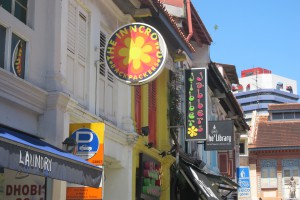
[185,68,207,141]
[204,120,234,151]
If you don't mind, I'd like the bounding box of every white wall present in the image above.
[239,73,297,94]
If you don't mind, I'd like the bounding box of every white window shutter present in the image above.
[77,12,87,62]
[66,1,88,105]
[67,2,76,54]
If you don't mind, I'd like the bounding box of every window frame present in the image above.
[260,159,278,188]
[0,23,28,79]
[95,29,117,123]
[0,0,28,24]
[66,0,89,106]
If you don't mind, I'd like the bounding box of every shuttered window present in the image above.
[96,30,115,122]
[66,0,88,105]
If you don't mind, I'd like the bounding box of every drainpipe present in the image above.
[186,0,193,41]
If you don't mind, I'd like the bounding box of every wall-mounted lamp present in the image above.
[62,137,77,155]
[141,126,149,136]
[159,151,167,158]
[145,142,153,149]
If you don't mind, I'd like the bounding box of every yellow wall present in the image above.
[131,69,175,200]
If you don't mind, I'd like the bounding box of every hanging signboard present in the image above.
[204,120,234,151]
[105,22,167,85]
[67,123,105,200]
[185,68,207,141]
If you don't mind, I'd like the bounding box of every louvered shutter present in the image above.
[67,2,76,54]
[66,1,87,104]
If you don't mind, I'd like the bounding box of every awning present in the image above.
[204,172,239,191]
[180,161,222,200]
[0,127,102,188]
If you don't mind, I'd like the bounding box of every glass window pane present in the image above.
[239,143,245,154]
[16,0,27,7]
[272,113,283,120]
[10,33,26,79]
[261,168,268,178]
[14,2,27,24]
[0,25,6,68]
[284,112,294,119]
[0,0,12,12]
[269,168,276,178]
[292,169,298,177]
[284,170,291,177]
[295,112,300,119]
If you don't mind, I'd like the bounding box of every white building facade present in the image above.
[0,0,138,199]
[234,68,299,123]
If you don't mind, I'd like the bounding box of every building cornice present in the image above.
[0,69,47,114]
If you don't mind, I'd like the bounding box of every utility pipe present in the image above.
[186,0,193,41]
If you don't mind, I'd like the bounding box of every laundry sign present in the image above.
[204,120,234,151]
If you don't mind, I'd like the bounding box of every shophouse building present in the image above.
[0,0,249,199]
[0,0,138,199]
[248,103,300,200]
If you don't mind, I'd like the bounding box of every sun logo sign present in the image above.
[105,23,167,85]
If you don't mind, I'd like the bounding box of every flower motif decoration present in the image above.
[119,36,152,70]
[188,126,198,137]
[106,23,165,84]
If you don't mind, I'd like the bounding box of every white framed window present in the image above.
[66,0,88,106]
[0,24,27,79]
[95,30,116,123]
[261,159,277,188]
[0,0,28,24]
[239,139,248,156]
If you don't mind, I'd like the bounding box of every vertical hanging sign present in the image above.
[185,68,207,141]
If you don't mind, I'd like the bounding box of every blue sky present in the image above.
[192,0,300,95]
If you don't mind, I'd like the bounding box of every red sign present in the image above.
[105,23,167,85]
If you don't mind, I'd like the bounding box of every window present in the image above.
[0,0,28,24]
[272,113,283,120]
[0,24,27,79]
[239,142,245,155]
[284,112,294,120]
[66,0,88,105]
[260,159,277,188]
[95,30,116,122]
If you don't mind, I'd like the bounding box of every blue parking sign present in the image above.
[71,128,99,160]
[237,166,251,198]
